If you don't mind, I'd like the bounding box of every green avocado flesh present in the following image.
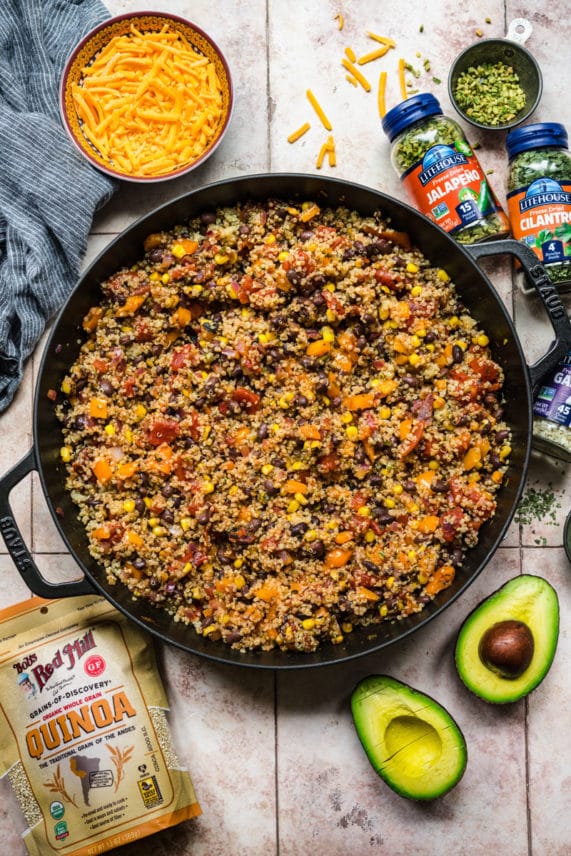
[351,675,467,801]
[455,575,559,704]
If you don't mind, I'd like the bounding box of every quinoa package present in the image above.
[0,595,200,855]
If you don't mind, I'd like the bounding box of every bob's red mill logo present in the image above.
[13,630,96,692]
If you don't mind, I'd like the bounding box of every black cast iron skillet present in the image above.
[1,174,570,669]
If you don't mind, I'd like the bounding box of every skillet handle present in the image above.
[0,448,96,599]
[467,238,571,387]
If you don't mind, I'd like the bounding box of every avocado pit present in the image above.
[478,619,534,679]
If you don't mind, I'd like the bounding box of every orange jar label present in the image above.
[401,142,509,236]
[507,179,571,265]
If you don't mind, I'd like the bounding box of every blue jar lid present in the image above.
[506,122,569,159]
[382,93,442,142]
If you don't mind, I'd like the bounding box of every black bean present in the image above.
[495,429,510,442]
[287,270,302,287]
[294,394,308,407]
[74,415,87,430]
[300,230,314,241]
[452,344,464,363]
[149,576,161,590]
[257,423,269,440]
[363,559,381,573]
[424,331,436,343]
[149,248,163,262]
[372,508,394,524]
[310,540,325,559]
[196,509,211,525]
[100,378,113,395]
[290,522,309,537]
[200,211,217,225]
[162,509,174,524]
[162,484,174,497]
[432,480,448,493]
[135,498,145,513]
[263,480,279,496]
[133,557,147,570]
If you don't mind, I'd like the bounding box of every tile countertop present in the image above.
[1,2,570,854]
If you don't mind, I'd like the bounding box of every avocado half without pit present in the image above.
[351,675,467,801]
[455,575,559,704]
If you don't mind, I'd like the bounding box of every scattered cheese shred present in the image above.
[398,56,408,100]
[341,58,371,91]
[71,23,225,177]
[345,74,358,87]
[345,46,357,63]
[377,70,387,117]
[357,44,394,65]
[335,13,344,30]
[366,32,397,47]
[306,89,333,131]
[316,135,336,169]
[287,122,311,143]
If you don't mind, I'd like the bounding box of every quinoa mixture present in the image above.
[55,200,512,653]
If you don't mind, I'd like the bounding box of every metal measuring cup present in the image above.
[448,19,543,131]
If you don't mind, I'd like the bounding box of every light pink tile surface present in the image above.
[1,2,569,855]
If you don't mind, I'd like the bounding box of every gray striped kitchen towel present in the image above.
[0,0,117,411]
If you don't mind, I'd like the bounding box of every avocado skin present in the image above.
[351,675,467,801]
[455,575,559,704]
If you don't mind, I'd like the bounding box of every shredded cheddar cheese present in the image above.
[345,46,357,63]
[377,70,388,117]
[287,122,311,143]
[316,135,336,169]
[366,32,397,48]
[398,56,408,100]
[71,23,225,177]
[335,13,344,30]
[357,44,394,65]
[306,89,333,131]
[341,57,371,91]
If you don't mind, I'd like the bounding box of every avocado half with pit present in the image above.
[351,675,467,801]
[455,574,559,704]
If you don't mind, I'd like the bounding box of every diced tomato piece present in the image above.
[439,507,464,542]
[232,387,261,413]
[146,418,179,446]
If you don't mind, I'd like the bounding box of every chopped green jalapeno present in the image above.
[453,61,526,126]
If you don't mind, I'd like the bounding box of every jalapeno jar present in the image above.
[382,93,510,244]
[506,122,571,289]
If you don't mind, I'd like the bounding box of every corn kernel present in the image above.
[291,461,305,471]
[379,604,388,617]
[426,343,435,352]
[326,308,337,323]
[499,444,512,460]
[410,284,422,296]
[229,485,240,497]
[294,492,308,505]
[264,234,276,244]
[304,529,317,542]
[428,460,439,470]
[148,517,160,527]
[202,481,215,494]
[341,411,353,424]
[233,558,244,569]
[149,271,160,281]
[408,353,420,366]
[123,499,135,513]
[60,446,72,463]
[60,378,72,395]
[383,497,395,508]
[392,484,403,495]
[287,499,300,513]
[234,573,246,588]
[357,505,371,517]
[203,624,218,636]
[321,325,335,342]
[143,497,152,508]
[386,576,395,588]
[279,396,290,409]
[302,618,316,631]
[408,502,419,513]
[104,423,115,436]
[324,283,336,292]
[152,525,167,536]
[437,268,450,282]
[134,404,147,420]
[332,634,344,644]
[346,425,359,441]
[161,273,170,285]
[365,530,376,543]
[406,262,419,273]
[477,333,490,347]
[380,406,391,419]
[180,517,192,531]
[341,622,353,634]
[172,244,186,259]
[124,429,133,442]
[261,464,274,475]
[278,251,289,262]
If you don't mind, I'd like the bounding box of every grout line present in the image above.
[265,0,272,171]
[274,671,280,856]
[525,695,533,856]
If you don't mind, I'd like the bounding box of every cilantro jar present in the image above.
[506,122,571,289]
[533,348,571,462]
[382,93,510,244]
